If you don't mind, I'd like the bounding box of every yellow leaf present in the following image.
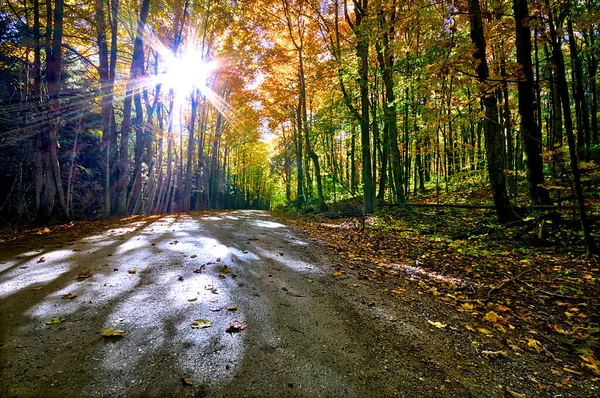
[333,271,342,277]
[526,338,542,352]
[582,274,592,279]
[102,327,125,337]
[483,311,502,323]
[580,355,600,366]
[128,268,137,274]
[391,289,404,295]
[563,366,583,375]
[190,319,212,329]
[31,286,44,291]
[61,293,77,300]
[182,378,193,386]
[495,304,510,312]
[478,328,492,335]
[471,341,480,349]
[461,303,474,312]
[227,306,238,311]
[101,263,109,267]
[427,320,447,329]
[45,317,66,325]
[581,362,600,376]
[465,324,475,332]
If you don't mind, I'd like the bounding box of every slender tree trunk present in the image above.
[546,0,596,253]
[567,10,591,158]
[469,0,514,222]
[116,0,150,215]
[513,0,552,205]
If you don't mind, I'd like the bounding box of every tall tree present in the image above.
[513,0,552,205]
[468,0,514,222]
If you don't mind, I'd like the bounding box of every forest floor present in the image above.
[0,208,598,397]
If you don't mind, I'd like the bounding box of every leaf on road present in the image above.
[77,269,92,279]
[333,271,343,277]
[61,293,77,299]
[478,328,492,335]
[190,319,212,329]
[461,303,474,312]
[465,324,476,332]
[102,327,125,337]
[227,306,238,311]
[190,255,197,259]
[41,227,50,234]
[391,289,404,295]
[31,286,44,291]
[128,268,136,274]
[226,320,247,334]
[222,265,231,274]
[37,257,46,263]
[187,298,198,302]
[101,263,109,267]
[46,317,66,325]
[427,320,447,329]
[182,378,193,386]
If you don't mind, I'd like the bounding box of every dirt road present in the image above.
[0,210,595,397]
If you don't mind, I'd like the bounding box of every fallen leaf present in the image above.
[391,289,405,295]
[37,257,46,263]
[182,378,193,386]
[461,303,474,312]
[427,320,447,329]
[41,227,50,234]
[471,341,481,349]
[31,286,44,291]
[77,269,92,279]
[226,320,247,334]
[563,366,583,375]
[61,293,77,300]
[190,319,212,329]
[45,317,66,325]
[478,328,492,335]
[525,338,542,352]
[190,255,197,259]
[481,350,508,359]
[227,306,238,311]
[465,324,475,332]
[581,362,600,376]
[333,271,343,277]
[483,311,502,323]
[128,268,136,274]
[102,327,125,337]
[187,298,198,302]
[222,265,231,274]
[101,263,109,267]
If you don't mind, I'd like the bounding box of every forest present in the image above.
[0,0,599,242]
[1,0,600,395]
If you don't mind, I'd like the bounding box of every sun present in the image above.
[161,48,217,98]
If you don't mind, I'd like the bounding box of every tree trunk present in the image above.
[116,0,150,215]
[513,0,552,205]
[468,0,514,222]
[567,10,591,158]
[546,0,596,253]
